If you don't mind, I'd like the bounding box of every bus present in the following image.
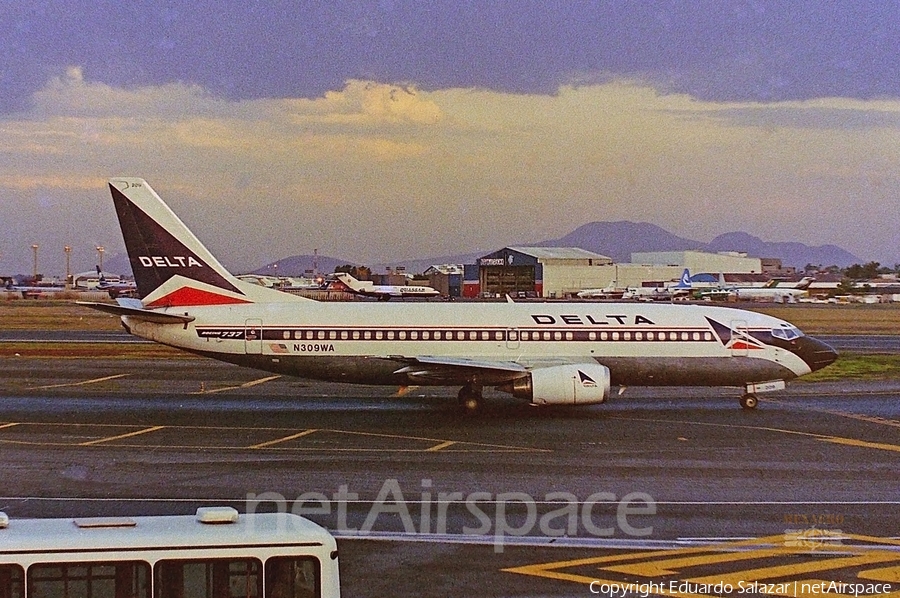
[0,506,340,598]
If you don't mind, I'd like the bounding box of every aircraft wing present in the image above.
[76,301,196,324]
[392,356,529,385]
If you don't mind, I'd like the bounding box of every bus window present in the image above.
[28,561,149,598]
[265,557,320,598]
[155,558,261,598]
[0,564,23,598]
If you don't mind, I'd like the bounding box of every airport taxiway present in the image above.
[0,355,898,597]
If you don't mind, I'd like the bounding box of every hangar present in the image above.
[463,247,613,298]
[631,250,763,274]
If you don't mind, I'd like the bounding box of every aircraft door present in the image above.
[506,328,520,350]
[245,318,263,354]
[729,319,749,357]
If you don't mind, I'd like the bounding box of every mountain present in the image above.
[703,232,860,269]
[535,221,703,263]
[250,254,353,277]
[536,222,861,269]
[105,222,859,278]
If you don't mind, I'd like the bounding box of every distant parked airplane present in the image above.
[96,266,138,298]
[332,272,440,301]
[729,277,814,303]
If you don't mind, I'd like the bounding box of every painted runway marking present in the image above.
[79,425,166,446]
[765,398,900,430]
[504,533,900,596]
[190,375,281,394]
[426,440,457,451]
[28,373,130,390]
[248,429,319,449]
[0,422,543,453]
[612,415,900,455]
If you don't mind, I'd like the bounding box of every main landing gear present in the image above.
[458,385,483,415]
[739,393,759,410]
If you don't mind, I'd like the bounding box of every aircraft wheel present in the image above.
[458,386,483,415]
[740,394,759,410]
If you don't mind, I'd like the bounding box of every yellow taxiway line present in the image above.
[78,425,166,446]
[29,373,130,390]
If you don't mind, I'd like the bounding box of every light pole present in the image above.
[96,245,105,273]
[31,244,39,282]
[64,246,72,288]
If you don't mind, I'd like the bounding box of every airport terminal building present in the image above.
[462,247,614,298]
[461,247,767,298]
[631,250,763,274]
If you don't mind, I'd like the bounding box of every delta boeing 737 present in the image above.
[79,178,837,413]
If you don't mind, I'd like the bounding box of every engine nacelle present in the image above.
[500,363,611,406]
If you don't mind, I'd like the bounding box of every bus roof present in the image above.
[0,509,335,556]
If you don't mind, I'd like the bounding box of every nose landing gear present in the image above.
[739,393,759,410]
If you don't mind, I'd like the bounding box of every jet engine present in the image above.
[499,363,611,406]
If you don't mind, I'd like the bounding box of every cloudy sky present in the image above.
[2,1,899,276]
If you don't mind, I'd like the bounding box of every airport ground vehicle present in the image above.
[0,507,340,597]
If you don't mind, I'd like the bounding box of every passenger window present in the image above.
[28,561,149,598]
[265,557,320,598]
[155,558,261,598]
[0,564,23,598]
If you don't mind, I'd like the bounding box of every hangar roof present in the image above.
[506,247,613,261]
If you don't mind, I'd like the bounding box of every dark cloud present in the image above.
[2,0,899,114]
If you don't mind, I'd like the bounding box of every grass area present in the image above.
[0,300,123,331]
[746,303,900,335]
[0,342,189,359]
[800,354,900,382]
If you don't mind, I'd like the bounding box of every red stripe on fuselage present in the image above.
[145,286,252,307]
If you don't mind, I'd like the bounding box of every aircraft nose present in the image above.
[796,336,838,372]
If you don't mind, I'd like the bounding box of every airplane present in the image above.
[692,273,734,301]
[332,272,440,301]
[576,283,627,300]
[95,266,138,298]
[5,278,68,299]
[729,277,814,303]
[78,178,837,413]
[667,268,694,300]
[630,269,693,302]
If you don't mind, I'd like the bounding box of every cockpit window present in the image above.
[771,325,803,340]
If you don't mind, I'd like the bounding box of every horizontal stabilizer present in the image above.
[76,301,195,324]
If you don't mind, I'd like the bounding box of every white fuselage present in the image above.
[126,301,812,387]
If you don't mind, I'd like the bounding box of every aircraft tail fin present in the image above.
[108,178,308,307]
[333,272,362,291]
[675,268,692,289]
[795,277,814,290]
